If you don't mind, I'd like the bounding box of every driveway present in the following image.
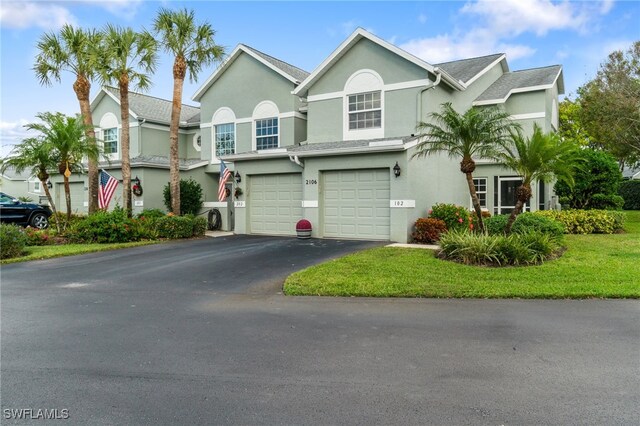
[1,236,639,425]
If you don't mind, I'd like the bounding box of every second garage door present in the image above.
[249,173,302,236]
[322,169,390,240]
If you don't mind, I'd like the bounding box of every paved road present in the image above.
[2,236,639,425]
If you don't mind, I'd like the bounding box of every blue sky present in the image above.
[1,0,638,156]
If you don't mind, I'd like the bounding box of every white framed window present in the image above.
[103,128,118,154]
[255,118,278,150]
[471,178,487,209]
[193,133,202,152]
[215,123,235,157]
[496,176,531,215]
[33,180,42,193]
[348,91,381,130]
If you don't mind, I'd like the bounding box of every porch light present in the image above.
[235,171,241,184]
[47,181,52,189]
[393,162,401,178]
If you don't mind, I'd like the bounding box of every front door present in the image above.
[498,177,530,215]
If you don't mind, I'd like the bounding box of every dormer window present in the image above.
[348,91,381,130]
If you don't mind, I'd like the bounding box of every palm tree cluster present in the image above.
[414,102,579,234]
[26,8,224,217]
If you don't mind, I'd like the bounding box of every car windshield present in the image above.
[0,193,18,204]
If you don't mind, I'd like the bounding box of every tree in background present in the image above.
[578,41,640,168]
[558,99,590,146]
[413,102,520,233]
[97,25,158,216]
[153,8,225,215]
[34,25,102,213]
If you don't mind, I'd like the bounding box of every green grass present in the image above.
[284,210,640,299]
[1,241,159,264]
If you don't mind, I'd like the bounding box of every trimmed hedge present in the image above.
[412,218,447,243]
[537,209,625,234]
[67,208,144,243]
[484,213,565,237]
[619,180,640,210]
[0,223,27,259]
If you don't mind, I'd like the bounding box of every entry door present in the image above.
[498,177,529,214]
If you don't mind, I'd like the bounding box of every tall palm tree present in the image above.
[154,8,225,214]
[26,112,100,226]
[96,25,158,216]
[0,138,60,232]
[496,124,578,234]
[413,102,520,232]
[34,24,102,213]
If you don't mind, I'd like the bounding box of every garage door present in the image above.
[249,174,302,236]
[322,169,390,240]
[57,181,85,214]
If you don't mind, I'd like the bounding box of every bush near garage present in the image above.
[619,180,640,210]
[412,218,447,243]
[0,223,27,259]
[537,209,625,234]
[429,203,472,232]
[155,215,195,239]
[66,208,144,243]
[23,226,52,246]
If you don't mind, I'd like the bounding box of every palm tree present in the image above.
[34,24,102,213]
[0,138,60,232]
[96,25,158,216]
[496,124,578,234]
[413,102,520,232]
[26,112,101,226]
[154,8,225,214]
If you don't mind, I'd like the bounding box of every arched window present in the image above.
[99,113,119,157]
[343,69,384,140]
[212,107,236,159]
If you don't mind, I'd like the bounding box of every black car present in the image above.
[0,192,52,229]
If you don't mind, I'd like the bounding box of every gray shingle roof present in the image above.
[475,65,562,103]
[104,87,200,126]
[99,155,206,170]
[435,53,505,85]
[241,44,310,82]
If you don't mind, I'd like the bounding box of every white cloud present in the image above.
[79,0,143,19]
[0,2,77,30]
[0,120,32,158]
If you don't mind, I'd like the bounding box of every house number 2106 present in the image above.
[306,179,317,185]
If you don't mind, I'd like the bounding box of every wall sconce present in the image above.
[235,171,241,184]
[393,162,401,178]
[47,181,52,189]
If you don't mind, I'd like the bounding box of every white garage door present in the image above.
[57,181,85,214]
[322,169,390,240]
[249,174,303,236]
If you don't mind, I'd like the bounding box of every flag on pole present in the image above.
[98,169,118,209]
[218,160,232,202]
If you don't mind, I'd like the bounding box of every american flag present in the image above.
[218,160,232,202]
[98,169,118,209]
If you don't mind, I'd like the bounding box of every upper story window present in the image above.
[33,181,41,193]
[193,133,202,152]
[215,123,235,157]
[103,128,118,154]
[256,118,278,150]
[348,91,381,130]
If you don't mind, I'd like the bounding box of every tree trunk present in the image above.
[74,75,98,214]
[169,56,186,215]
[40,178,59,233]
[466,172,484,233]
[119,77,132,217]
[505,184,532,234]
[63,174,71,228]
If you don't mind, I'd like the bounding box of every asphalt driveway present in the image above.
[1,235,639,425]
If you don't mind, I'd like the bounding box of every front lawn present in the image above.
[0,241,159,264]
[284,211,640,299]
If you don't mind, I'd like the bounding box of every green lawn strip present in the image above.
[623,210,640,233]
[284,212,640,299]
[1,240,160,264]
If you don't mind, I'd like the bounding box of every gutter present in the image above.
[417,68,442,123]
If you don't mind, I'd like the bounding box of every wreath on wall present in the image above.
[132,184,143,197]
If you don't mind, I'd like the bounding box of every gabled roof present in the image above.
[473,65,564,105]
[92,87,200,126]
[293,28,464,96]
[101,155,207,171]
[0,165,30,181]
[192,44,309,101]
[435,53,507,87]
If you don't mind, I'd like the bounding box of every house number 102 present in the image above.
[306,179,317,185]
[393,200,405,207]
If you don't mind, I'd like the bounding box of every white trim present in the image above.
[463,54,506,87]
[369,139,402,147]
[509,112,546,120]
[279,111,307,120]
[203,201,228,208]
[307,79,434,103]
[258,148,287,154]
[293,28,463,96]
[307,91,343,102]
[236,117,252,124]
[192,44,301,102]
[140,122,191,134]
[193,132,202,152]
[200,123,212,129]
[302,200,319,208]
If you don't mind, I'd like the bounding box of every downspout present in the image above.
[289,155,304,168]
[417,68,442,124]
[138,118,146,157]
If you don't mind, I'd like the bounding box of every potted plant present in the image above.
[295,219,312,239]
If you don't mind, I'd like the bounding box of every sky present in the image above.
[1,0,638,156]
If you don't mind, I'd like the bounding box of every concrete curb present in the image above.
[386,243,439,250]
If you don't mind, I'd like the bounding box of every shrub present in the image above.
[537,209,625,234]
[429,203,472,232]
[50,212,85,229]
[484,215,509,235]
[512,212,565,238]
[590,193,624,210]
[471,210,491,231]
[619,180,640,210]
[67,208,143,243]
[192,216,208,237]
[156,215,195,239]
[438,230,562,266]
[0,224,27,259]
[554,149,623,209]
[23,226,52,246]
[412,218,447,243]
[137,208,166,220]
[163,178,203,215]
